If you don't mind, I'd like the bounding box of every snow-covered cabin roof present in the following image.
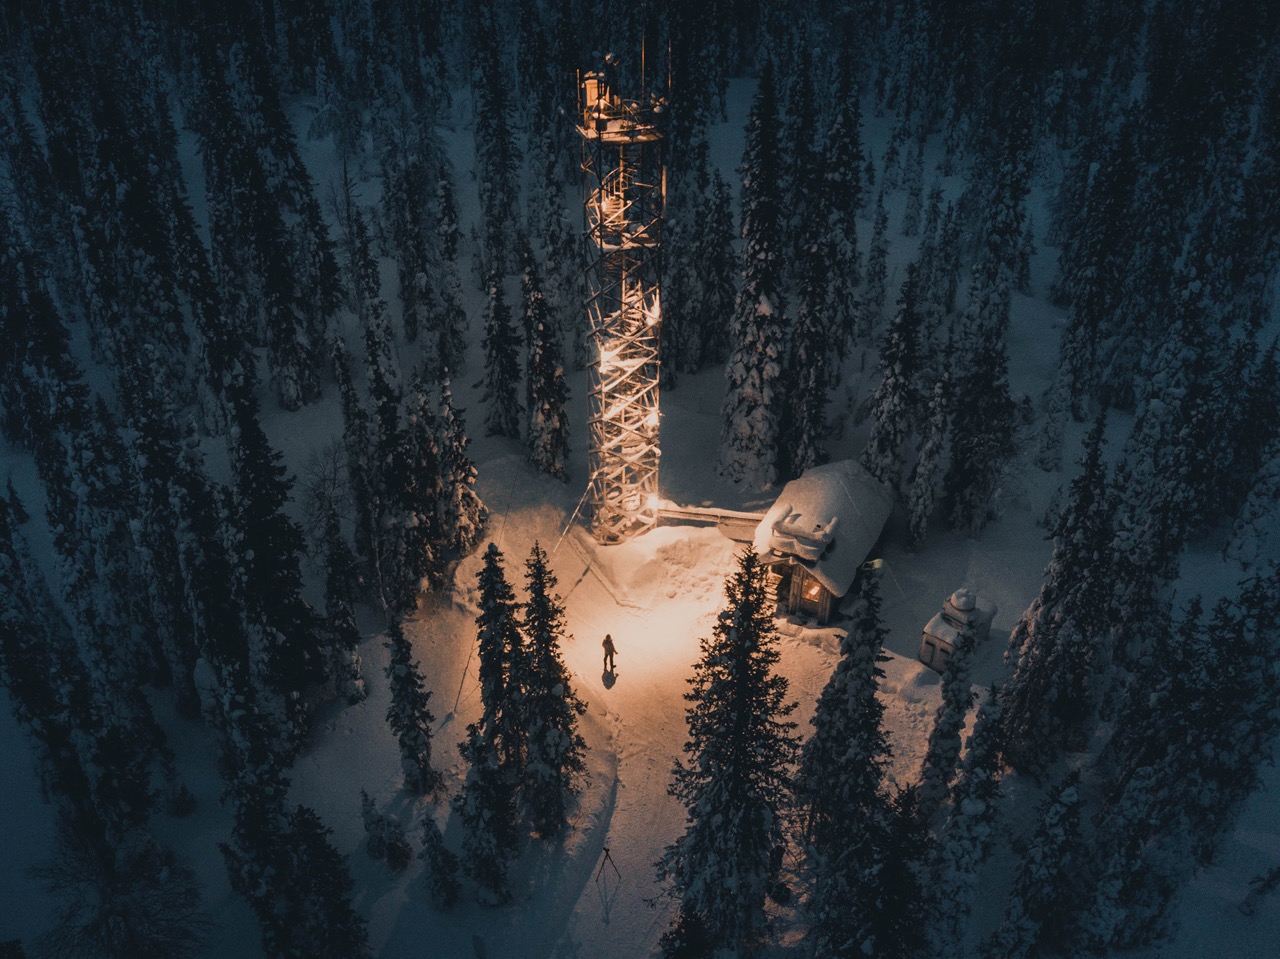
[753,459,894,599]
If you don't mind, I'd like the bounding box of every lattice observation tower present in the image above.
[577,66,665,543]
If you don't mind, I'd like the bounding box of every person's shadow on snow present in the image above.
[602,669,617,689]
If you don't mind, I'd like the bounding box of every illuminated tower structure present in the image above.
[577,64,665,543]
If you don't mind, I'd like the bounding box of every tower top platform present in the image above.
[577,71,663,143]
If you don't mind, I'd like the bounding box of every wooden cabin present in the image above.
[753,460,894,625]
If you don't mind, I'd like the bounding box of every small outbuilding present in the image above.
[919,588,997,672]
[753,459,894,625]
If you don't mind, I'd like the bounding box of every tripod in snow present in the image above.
[595,846,622,922]
[596,846,620,882]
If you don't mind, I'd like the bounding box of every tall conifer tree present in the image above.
[720,61,789,486]
[480,276,523,438]
[797,570,900,957]
[384,620,443,796]
[525,263,571,480]
[517,544,587,836]
[658,548,800,953]
[1000,416,1115,774]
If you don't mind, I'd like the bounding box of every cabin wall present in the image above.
[780,565,836,625]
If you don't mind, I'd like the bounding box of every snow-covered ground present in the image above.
[1,73,1277,959]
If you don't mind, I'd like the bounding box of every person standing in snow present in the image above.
[603,634,616,672]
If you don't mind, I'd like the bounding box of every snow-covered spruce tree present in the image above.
[781,37,820,286]
[454,721,519,905]
[1034,372,1071,472]
[0,486,98,822]
[39,387,157,689]
[1227,340,1280,514]
[473,542,528,777]
[361,789,387,860]
[862,259,927,490]
[663,133,711,379]
[859,784,934,959]
[539,168,587,369]
[936,202,964,314]
[0,89,72,310]
[1226,433,1280,569]
[658,548,801,953]
[921,182,945,249]
[480,275,523,438]
[36,387,187,836]
[720,60,789,487]
[999,415,1115,775]
[861,188,890,335]
[982,772,1085,959]
[470,6,521,277]
[163,417,249,717]
[436,380,488,558]
[191,46,330,411]
[907,375,951,550]
[29,39,198,421]
[127,374,208,717]
[525,261,570,480]
[942,256,1018,534]
[1071,765,1162,956]
[928,689,1005,959]
[357,207,403,442]
[1120,301,1230,556]
[434,162,469,375]
[1053,130,1138,419]
[1121,246,1256,573]
[821,64,864,354]
[227,388,327,750]
[360,790,413,873]
[384,619,444,796]
[1102,455,1177,675]
[524,120,558,248]
[389,371,445,609]
[918,617,977,814]
[356,245,414,609]
[282,805,372,956]
[796,568,891,852]
[220,699,370,958]
[796,571,904,958]
[902,142,925,237]
[223,35,343,338]
[698,170,739,366]
[517,543,587,836]
[1014,212,1035,293]
[382,812,414,873]
[421,815,461,908]
[332,338,375,562]
[783,221,833,479]
[321,505,367,704]
[1088,570,1280,950]
[379,123,436,345]
[879,124,905,191]
[666,4,732,140]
